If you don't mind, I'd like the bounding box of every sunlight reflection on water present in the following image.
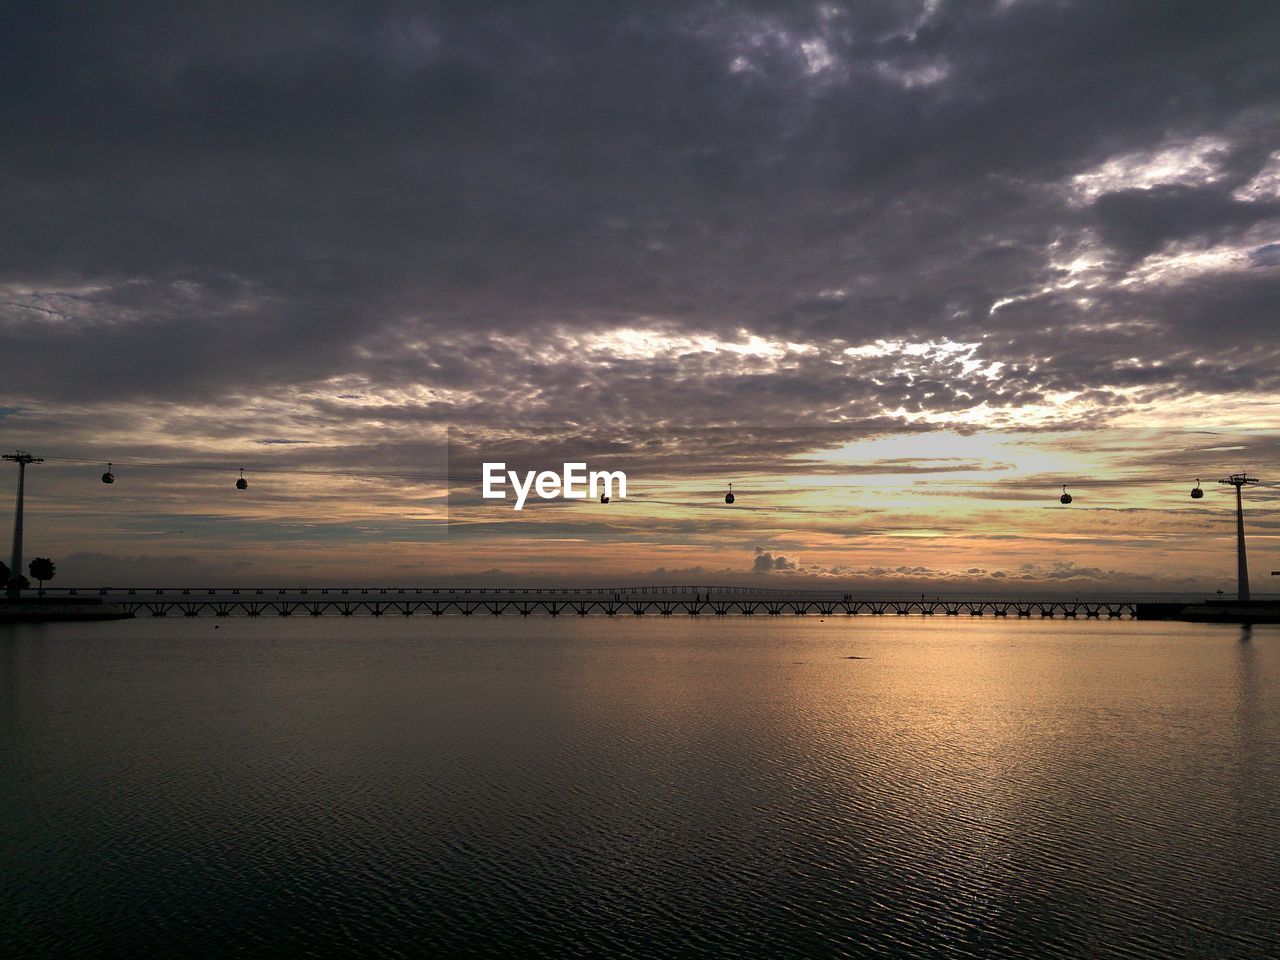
[3,618,1277,958]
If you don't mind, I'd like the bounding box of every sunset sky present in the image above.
[2,1,1279,591]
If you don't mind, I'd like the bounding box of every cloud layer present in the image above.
[2,1,1278,585]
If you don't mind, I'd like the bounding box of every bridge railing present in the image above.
[28,585,1252,604]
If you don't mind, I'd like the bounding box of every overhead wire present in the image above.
[12,452,1275,499]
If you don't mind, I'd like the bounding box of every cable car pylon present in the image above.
[3,451,43,599]
[1219,472,1259,601]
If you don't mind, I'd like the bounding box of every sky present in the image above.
[2,0,1279,592]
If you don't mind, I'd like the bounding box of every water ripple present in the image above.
[2,618,1277,958]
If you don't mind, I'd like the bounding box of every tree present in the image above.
[28,558,55,596]
[0,560,9,586]
[8,574,30,594]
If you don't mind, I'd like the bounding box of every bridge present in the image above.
[25,585,1195,619]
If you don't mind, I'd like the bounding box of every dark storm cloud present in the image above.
[1091,186,1280,259]
[2,0,1279,471]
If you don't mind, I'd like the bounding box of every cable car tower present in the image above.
[1218,472,1259,602]
[4,451,43,599]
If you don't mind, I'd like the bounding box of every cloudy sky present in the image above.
[2,0,1279,590]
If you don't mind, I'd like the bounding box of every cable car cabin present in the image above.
[725,483,735,505]
[1191,480,1204,499]
[101,463,114,484]
[1059,485,1072,505]
[236,468,248,491]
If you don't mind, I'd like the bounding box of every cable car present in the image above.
[1059,485,1072,505]
[236,468,248,491]
[1190,479,1204,499]
[101,462,114,484]
[600,493,610,504]
[725,482,735,505]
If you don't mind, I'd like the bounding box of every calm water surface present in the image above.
[2,618,1277,958]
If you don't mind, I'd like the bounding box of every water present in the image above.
[2,617,1277,958]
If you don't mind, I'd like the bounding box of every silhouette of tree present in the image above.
[0,560,9,586]
[8,574,30,593]
[28,558,55,596]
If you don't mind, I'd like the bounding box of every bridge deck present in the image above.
[18,586,1188,619]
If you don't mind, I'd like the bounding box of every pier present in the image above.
[16,585,1184,619]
